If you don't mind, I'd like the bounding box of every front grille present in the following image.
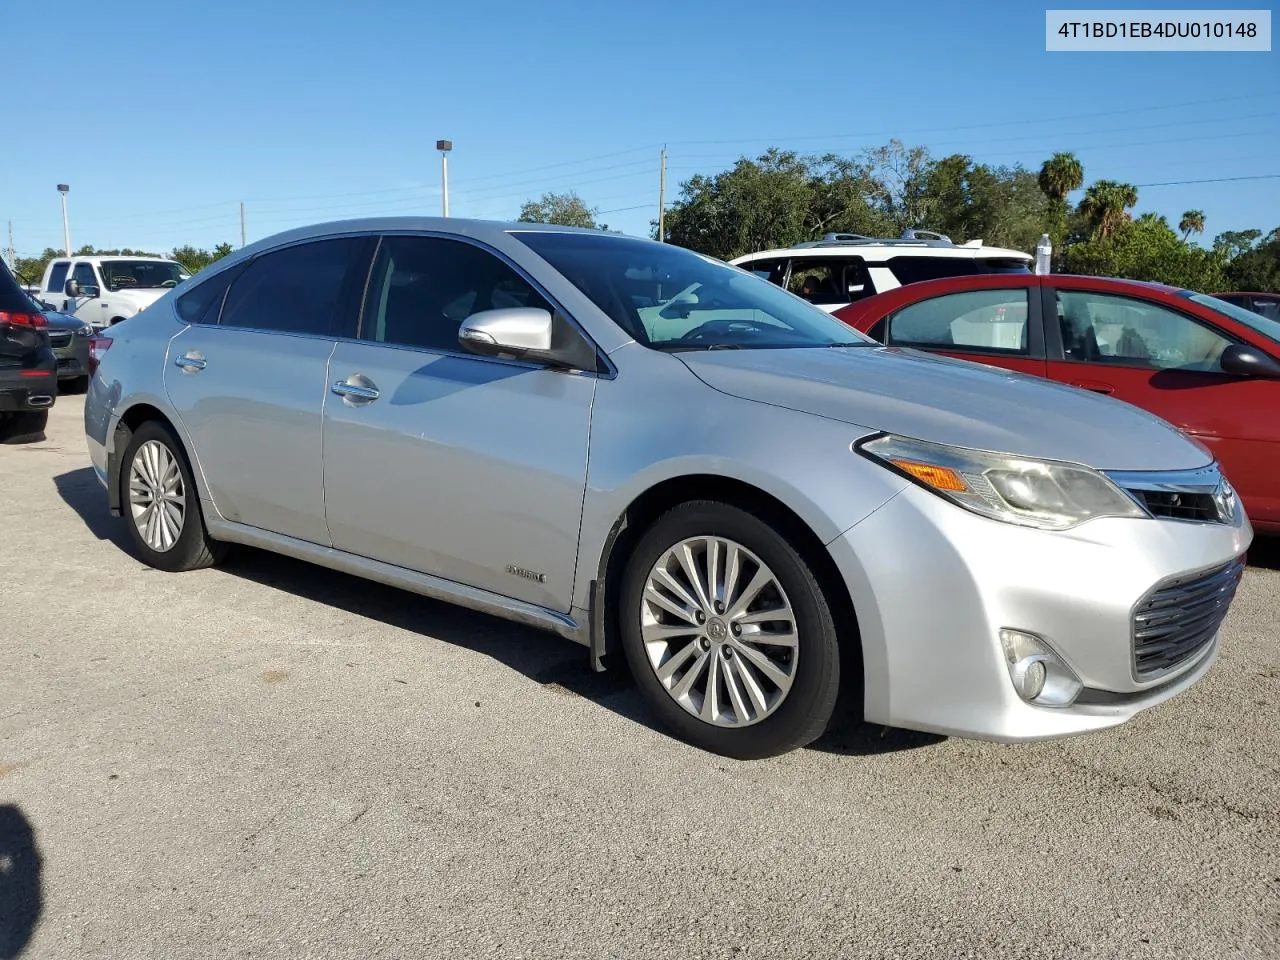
[1133,559,1243,678]
[47,330,72,348]
[1129,489,1219,523]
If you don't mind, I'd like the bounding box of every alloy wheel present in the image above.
[640,536,798,727]
[128,440,186,552]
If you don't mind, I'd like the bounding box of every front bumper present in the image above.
[832,482,1251,742]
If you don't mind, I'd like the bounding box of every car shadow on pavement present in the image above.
[52,467,131,550]
[0,805,43,960]
[54,465,942,756]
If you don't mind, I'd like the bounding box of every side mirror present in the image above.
[459,307,553,356]
[458,307,598,372]
[1220,342,1280,380]
[65,279,99,298]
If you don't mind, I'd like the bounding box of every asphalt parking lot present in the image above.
[1,396,1278,960]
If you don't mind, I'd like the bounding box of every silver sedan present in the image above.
[84,219,1252,758]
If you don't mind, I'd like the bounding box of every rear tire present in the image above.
[119,420,227,572]
[0,411,48,444]
[619,500,841,759]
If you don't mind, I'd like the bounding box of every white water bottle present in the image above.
[1034,233,1052,275]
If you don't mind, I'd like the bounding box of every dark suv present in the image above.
[0,259,57,443]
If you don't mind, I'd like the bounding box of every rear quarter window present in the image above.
[175,262,247,324]
[887,256,1030,286]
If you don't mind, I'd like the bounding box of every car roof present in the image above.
[730,242,1032,262]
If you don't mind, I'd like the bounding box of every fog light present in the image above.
[999,629,1082,707]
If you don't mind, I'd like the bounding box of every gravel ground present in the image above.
[1,396,1277,960]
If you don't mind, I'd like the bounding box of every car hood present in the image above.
[40,310,91,332]
[678,346,1209,472]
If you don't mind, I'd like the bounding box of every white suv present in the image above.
[729,230,1033,313]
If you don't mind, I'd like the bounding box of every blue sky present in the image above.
[4,0,1277,257]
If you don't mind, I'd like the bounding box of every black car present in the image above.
[0,260,57,443]
[29,295,92,392]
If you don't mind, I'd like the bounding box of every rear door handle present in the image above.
[174,353,206,372]
[332,378,380,404]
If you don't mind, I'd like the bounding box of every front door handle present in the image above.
[332,377,380,404]
[1069,380,1114,395]
[174,353,206,372]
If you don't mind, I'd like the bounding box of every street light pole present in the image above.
[436,140,453,217]
[57,184,71,256]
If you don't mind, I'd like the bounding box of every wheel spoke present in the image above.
[734,642,794,694]
[721,544,742,613]
[669,648,710,702]
[706,538,721,608]
[741,624,799,648]
[732,654,771,716]
[641,621,702,646]
[676,543,712,612]
[654,638,701,684]
[726,567,771,620]
[700,651,722,722]
[643,584,699,625]
[652,567,702,617]
[722,656,751,724]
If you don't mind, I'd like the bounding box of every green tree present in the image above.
[1037,152,1085,252]
[1064,214,1228,290]
[1178,209,1206,242]
[517,191,605,230]
[1078,180,1139,239]
[1222,227,1280,292]
[169,243,235,273]
[1212,229,1262,260]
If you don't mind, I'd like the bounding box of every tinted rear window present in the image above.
[0,259,34,312]
[175,262,246,324]
[886,256,1030,286]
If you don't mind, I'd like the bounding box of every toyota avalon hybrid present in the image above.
[84,219,1251,758]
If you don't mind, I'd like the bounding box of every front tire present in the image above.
[119,421,226,572]
[0,411,48,444]
[619,500,841,759]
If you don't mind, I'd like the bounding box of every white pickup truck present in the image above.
[37,255,191,330]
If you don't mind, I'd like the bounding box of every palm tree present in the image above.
[1179,209,1206,241]
[1078,180,1139,239]
[1037,152,1085,205]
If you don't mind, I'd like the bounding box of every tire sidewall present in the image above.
[619,501,840,759]
[119,422,209,572]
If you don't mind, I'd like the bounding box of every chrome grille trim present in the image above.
[1132,559,1243,680]
[1106,464,1236,525]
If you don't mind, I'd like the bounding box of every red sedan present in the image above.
[835,274,1280,533]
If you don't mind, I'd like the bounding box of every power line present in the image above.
[1132,174,1280,187]
[666,91,1280,147]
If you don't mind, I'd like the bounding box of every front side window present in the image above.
[220,237,366,336]
[46,261,70,294]
[72,263,99,292]
[1181,291,1280,345]
[888,289,1030,354]
[99,260,189,291]
[361,236,552,352]
[514,231,872,350]
[1058,291,1233,371]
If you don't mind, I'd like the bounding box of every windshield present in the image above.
[99,260,190,291]
[514,232,873,350]
[1182,291,1280,344]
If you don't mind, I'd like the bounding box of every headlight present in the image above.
[857,434,1146,530]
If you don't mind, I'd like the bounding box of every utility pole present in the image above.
[6,220,14,272]
[658,146,667,242]
[57,184,71,256]
[437,140,453,217]
[240,201,246,248]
